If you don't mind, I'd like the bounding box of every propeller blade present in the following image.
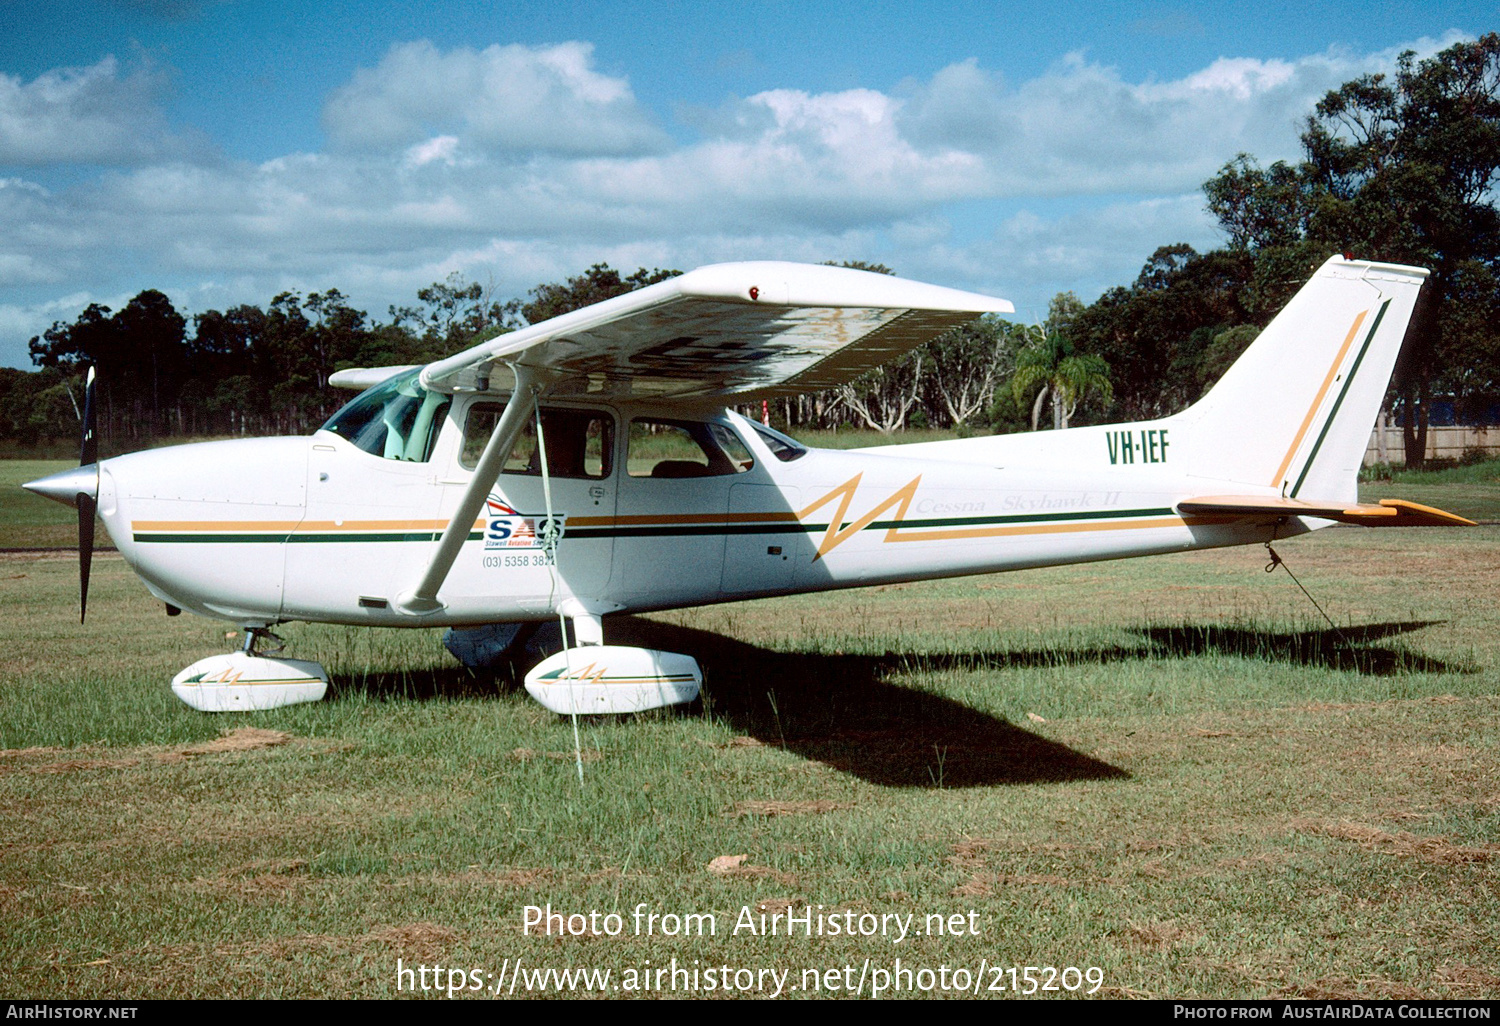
[78,366,98,623]
[77,492,96,624]
[80,366,97,467]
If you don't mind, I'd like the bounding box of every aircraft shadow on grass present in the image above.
[329,617,1465,789]
[1135,620,1464,676]
[608,617,1129,789]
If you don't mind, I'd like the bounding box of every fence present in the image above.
[1364,425,1498,466]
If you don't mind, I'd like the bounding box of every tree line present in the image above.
[7,34,1497,466]
[8,267,676,444]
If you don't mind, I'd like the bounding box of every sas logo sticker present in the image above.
[484,495,565,550]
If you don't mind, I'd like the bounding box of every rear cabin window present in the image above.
[321,368,451,462]
[750,422,808,462]
[628,419,752,478]
[461,403,612,479]
[709,423,755,471]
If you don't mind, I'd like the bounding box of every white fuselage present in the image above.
[96,399,1296,629]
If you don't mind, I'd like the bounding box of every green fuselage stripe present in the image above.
[180,678,324,686]
[136,531,486,544]
[536,675,700,684]
[133,507,1178,545]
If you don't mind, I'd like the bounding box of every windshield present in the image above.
[321,368,451,462]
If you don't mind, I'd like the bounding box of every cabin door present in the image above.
[438,399,617,614]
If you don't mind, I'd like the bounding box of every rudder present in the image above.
[1186,256,1427,504]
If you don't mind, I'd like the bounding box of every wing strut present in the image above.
[395,363,547,616]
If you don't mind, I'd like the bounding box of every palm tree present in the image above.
[1009,325,1113,430]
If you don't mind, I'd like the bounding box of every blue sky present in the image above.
[0,1,1492,367]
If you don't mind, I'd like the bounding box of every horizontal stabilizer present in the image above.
[1177,495,1475,527]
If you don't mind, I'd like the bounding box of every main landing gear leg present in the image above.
[567,611,603,647]
[241,626,286,657]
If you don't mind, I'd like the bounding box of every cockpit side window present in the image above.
[321,369,451,462]
[460,402,613,480]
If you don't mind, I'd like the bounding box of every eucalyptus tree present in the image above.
[1205,33,1500,466]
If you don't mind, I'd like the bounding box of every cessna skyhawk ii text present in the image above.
[24,258,1471,713]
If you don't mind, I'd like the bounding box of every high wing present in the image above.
[328,365,420,390]
[374,261,1011,616]
[1177,495,1475,527]
[416,262,1013,400]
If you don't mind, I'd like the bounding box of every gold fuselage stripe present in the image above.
[135,513,1222,540]
[883,515,1204,543]
[131,511,806,532]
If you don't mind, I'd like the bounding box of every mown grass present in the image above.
[0,434,244,461]
[1362,455,1500,485]
[1,460,113,549]
[2,516,1497,1000]
[1359,458,1500,522]
[783,425,961,450]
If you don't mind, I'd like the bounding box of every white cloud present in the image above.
[1176,56,1296,98]
[0,56,184,167]
[322,40,669,157]
[2,33,1473,368]
[0,291,116,362]
[897,33,1468,196]
[404,135,460,168]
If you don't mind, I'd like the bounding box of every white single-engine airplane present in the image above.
[25,257,1472,714]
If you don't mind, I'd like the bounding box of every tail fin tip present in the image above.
[1187,255,1428,503]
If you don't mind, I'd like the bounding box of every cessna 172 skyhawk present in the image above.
[24,257,1471,713]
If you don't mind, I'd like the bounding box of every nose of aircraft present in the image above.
[22,464,99,508]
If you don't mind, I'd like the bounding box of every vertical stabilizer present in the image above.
[1187,256,1427,503]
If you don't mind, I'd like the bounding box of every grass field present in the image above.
[2,498,1498,998]
[1,461,114,550]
